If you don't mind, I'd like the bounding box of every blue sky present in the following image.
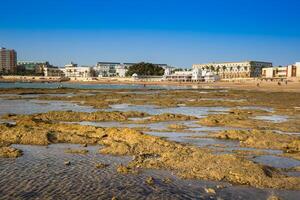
[1,0,300,67]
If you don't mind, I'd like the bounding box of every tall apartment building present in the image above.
[192,61,272,79]
[0,47,17,74]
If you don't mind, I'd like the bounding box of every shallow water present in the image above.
[0,99,97,116]
[253,155,300,169]
[252,115,289,123]
[144,129,294,167]
[0,92,77,99]
[0,82,189,90]
[107,104,230,118]
[236,106,274,112]
[0,144,299,200]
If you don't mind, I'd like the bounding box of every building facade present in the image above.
[17,61,51,75]
[192,61,272,79]
[262,62,300,79]
[43,66,65,77]
[95,62,121,77]
[63,62,93,78]
[164,71,193,82]
[164,68,219,82]
[115,65,127,77]
[0,47,17,74]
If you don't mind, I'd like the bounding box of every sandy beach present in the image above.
[2,76,300,93]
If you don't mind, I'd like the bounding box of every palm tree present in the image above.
[221,65,227,78]
[222,65,226,71]
[216,66,220,74]
[237,65,241,77]
[205,65,210,71]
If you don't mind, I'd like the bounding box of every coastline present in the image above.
[1,76,300,92]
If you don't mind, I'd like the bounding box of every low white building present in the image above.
[43,66,65,77]
[164,71,192,82]
[203,71,220,82]
[63,62,93,78]
[164,68,220,82]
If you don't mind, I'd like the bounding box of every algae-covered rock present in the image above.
[98,129,300,190]
[4,110,148,123]
[209,129,300,151]
[198,109,300,133]
[145,176,154,185]
[64,161,71,166]
[116,164,138,174]
[0,146,22,158]
[167,124,188,130]
[95,162,109,169]
[267,195,281,200]
[148,113,197,122]
[204,188,216,194]
[64,148,89,154]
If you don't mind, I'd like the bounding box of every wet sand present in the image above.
[2,144,299,200]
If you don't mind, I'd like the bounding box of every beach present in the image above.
[0,83,300,199]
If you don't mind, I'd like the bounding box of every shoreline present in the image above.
[1,77,300,92]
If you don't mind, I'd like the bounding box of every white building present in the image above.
[192,68,203,81]
[162,66,175,77]
[164,68,220,82]
[203,71,220,82]
[164,71,192,82]
[63,62,93,78]
[95,62,121,77]
[115,65,128,77]
[43,66,65,77]
[193,61,272,79]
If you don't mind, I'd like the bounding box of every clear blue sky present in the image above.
[1,0,300,67]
